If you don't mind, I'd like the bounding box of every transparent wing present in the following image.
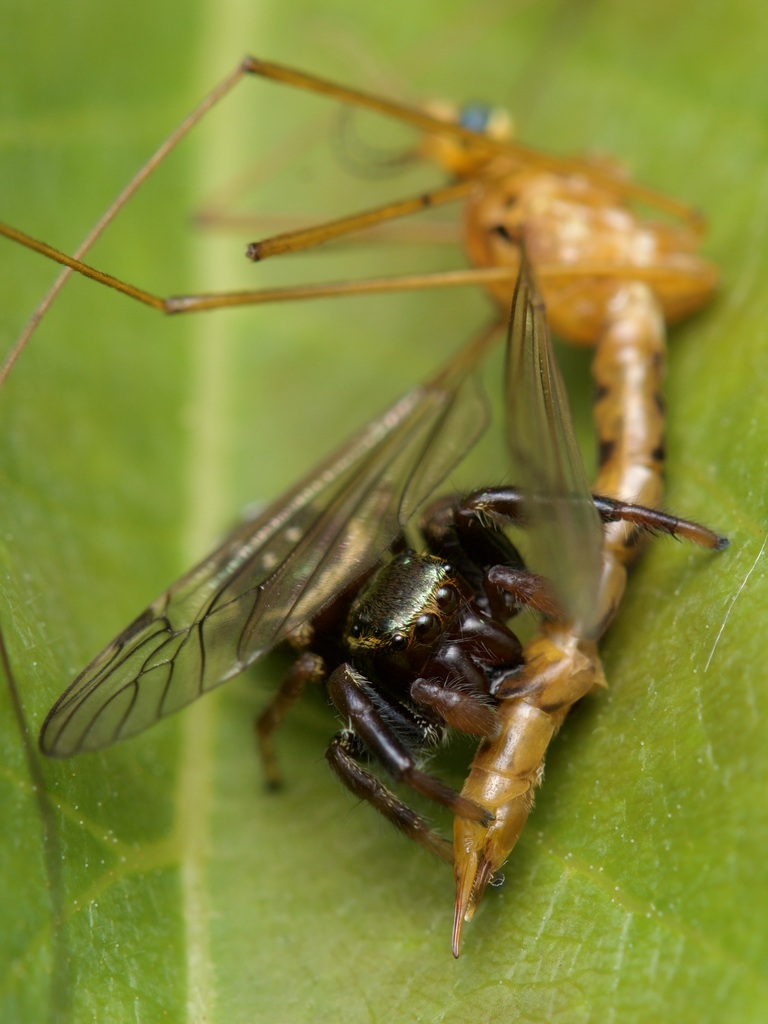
[40,327,498,757]
[504,259,604,635]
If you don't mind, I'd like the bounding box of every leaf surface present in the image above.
[0,2,765,1021]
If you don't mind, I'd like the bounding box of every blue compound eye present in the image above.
[459,103,493,133]
[457,103,513,142]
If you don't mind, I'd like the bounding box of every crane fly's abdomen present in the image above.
[450,244,723,953]
[453,625,605,954]
[593,282,666,560]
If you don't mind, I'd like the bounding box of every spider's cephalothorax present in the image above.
[347,552,461,657]
[347,551,473,681]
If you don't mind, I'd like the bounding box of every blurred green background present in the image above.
[0,1,766,1021]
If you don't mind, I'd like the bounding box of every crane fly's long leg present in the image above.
[0,224,167,313]
[197,210,461,246]
[242,57,702,229]
[245,179,475,260]
[534,260,716,288]
[2,54,704,388]
[533,260,718,324]
[255,651,325,790]
[0,63,249,389]
[164,269,520,312]
[326,733,453,864]
[16,214,716,317]
[2,58,475,379]
[0,223,517,316]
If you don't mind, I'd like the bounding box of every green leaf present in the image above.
[1,1,766,1021]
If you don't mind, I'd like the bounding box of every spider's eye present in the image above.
[397,548,416,567]
[349,613,370,640]
[435,585,458,614]
[413,613,441,645]
[390,633,409,652]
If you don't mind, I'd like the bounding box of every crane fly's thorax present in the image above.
[344,551,465,679]
[463,169,717,343]
[417,100,515,179]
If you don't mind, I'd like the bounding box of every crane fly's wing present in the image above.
[40,328,495,757]
[505,261,603,635]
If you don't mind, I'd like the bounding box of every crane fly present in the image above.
[0,59,727,954]
[0,56,714,385]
